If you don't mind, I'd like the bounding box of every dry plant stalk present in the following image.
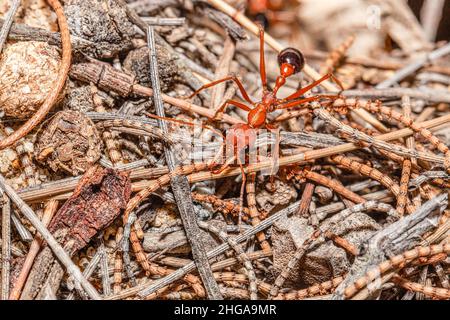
[92,87,122,166]
[392,275,450,300]
[344,244,450,299]
[396,98,413,216]
[332,98,450,170]
[113,227,123,294]
[330,155,415,214]
[70,62,242,125]
[103,131,122,165]
[246,173,271,253]
[324,231,359,256]
[273,276,345,300]
[290,168,366,204]
[2,127,37,188]
[410,253,447,266]
[212,269,345,300]
[202,271,345,300]
[316,108,445,165]
[97,119,171,144]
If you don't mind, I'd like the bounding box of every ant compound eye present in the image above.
[277,48,305,74]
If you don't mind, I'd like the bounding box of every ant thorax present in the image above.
[262,91,276,106]
[260,92,277,112]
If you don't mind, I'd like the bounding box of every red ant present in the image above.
[159,25,341,220]
[186,25,342,177]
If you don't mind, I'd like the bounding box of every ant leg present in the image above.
[282,73,344,102]
[276,94,340,110]
[284,74,332,101]
[212,155,237,175]
[213,99,252,120]
[186,76,254,105]
[331,74,345,92]
[257,24,268,90]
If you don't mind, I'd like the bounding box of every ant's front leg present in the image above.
[257,23,268,90]
[281,73,345,102]
[275,94,342,110]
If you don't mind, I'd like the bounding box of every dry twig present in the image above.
[0,0,20,53]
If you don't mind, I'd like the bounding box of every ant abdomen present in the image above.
[277,48,305,74]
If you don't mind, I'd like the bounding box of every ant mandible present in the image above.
[187,25,342,175]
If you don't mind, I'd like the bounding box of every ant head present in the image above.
[277,48,305,78]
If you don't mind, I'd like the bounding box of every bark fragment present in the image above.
[19,166,130,299]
